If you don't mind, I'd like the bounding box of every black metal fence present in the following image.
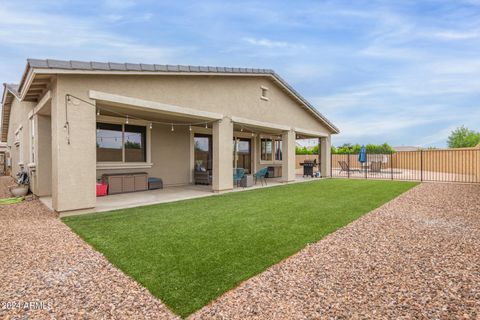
[331,148,480,183]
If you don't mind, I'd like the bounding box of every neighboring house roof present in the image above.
[1,84,21,142]
[1,58,339,142]
[392,146,420,152]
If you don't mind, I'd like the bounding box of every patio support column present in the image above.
[282,129,296,182]
[51,86,96,212]
[212,117,233,192]
[320,136,331,177]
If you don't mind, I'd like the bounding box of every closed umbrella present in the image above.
[358,145,367,164]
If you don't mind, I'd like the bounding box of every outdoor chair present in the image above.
[253,167,268,186]
[338,160,361,174]
[233,168,245,187]
[370,161,382,174]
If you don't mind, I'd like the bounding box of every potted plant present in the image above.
[9,169,30,197]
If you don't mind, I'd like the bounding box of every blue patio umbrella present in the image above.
[358,145,367,164]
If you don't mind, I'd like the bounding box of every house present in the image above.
[1,59,338,212]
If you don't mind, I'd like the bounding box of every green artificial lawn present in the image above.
[63,179,417,317]
[0,197,24,205]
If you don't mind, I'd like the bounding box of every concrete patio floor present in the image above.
[41,175,318,216]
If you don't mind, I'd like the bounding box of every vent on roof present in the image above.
[260,86,269,101]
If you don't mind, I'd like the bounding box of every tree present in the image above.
[447,126,480,148]
[331,143,394,154]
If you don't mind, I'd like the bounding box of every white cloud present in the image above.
[432,30,480,40]
[0,5,189,82]
[243,37,300,48]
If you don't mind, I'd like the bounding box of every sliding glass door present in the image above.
[194,134,212,171]
[233,138,252,174]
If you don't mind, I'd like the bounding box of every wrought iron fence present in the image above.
[331,148,480,183]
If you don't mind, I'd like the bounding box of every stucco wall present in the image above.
[96,124,191,186]
[51,78,97,211]
[57,74,332,134]
[5,98,35,176]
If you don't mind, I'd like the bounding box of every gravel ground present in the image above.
[191,183,480,319]
[2,177,479,319]
[0,175,14,198]
[0,176,178,319]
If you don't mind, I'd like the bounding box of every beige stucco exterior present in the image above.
[2,68,336,212]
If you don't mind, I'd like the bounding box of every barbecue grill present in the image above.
[300,159,317,177]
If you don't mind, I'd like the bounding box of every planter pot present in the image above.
[9,185,29,197]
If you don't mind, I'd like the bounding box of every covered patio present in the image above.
[41,174,318,216]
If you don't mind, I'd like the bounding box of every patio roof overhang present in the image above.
[231,116,290,133]
[89,90,224,121]
[231,116,328,138]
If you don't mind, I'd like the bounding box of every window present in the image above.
[15,128,23,165]
[96,122,147,162]
[30,118,35,164]
[97,123,123,162]
[124,125,146,162]
[261,138,273,161]
[260,86,269,100]
[275,139,282,161]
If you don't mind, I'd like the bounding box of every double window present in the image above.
[261,137,283,162]
[96,122,146,162]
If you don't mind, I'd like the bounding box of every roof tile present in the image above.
[46,59,72,69]
[125,63,142,71]
[71,60,93,70]
[189,66,200,72]
[27,59,49,68]
[108,62,127,71]
[91,61,110,70]
[140,64,155,71]
[154,64,168,71]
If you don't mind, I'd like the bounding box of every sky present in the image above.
[1,0,480,147]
